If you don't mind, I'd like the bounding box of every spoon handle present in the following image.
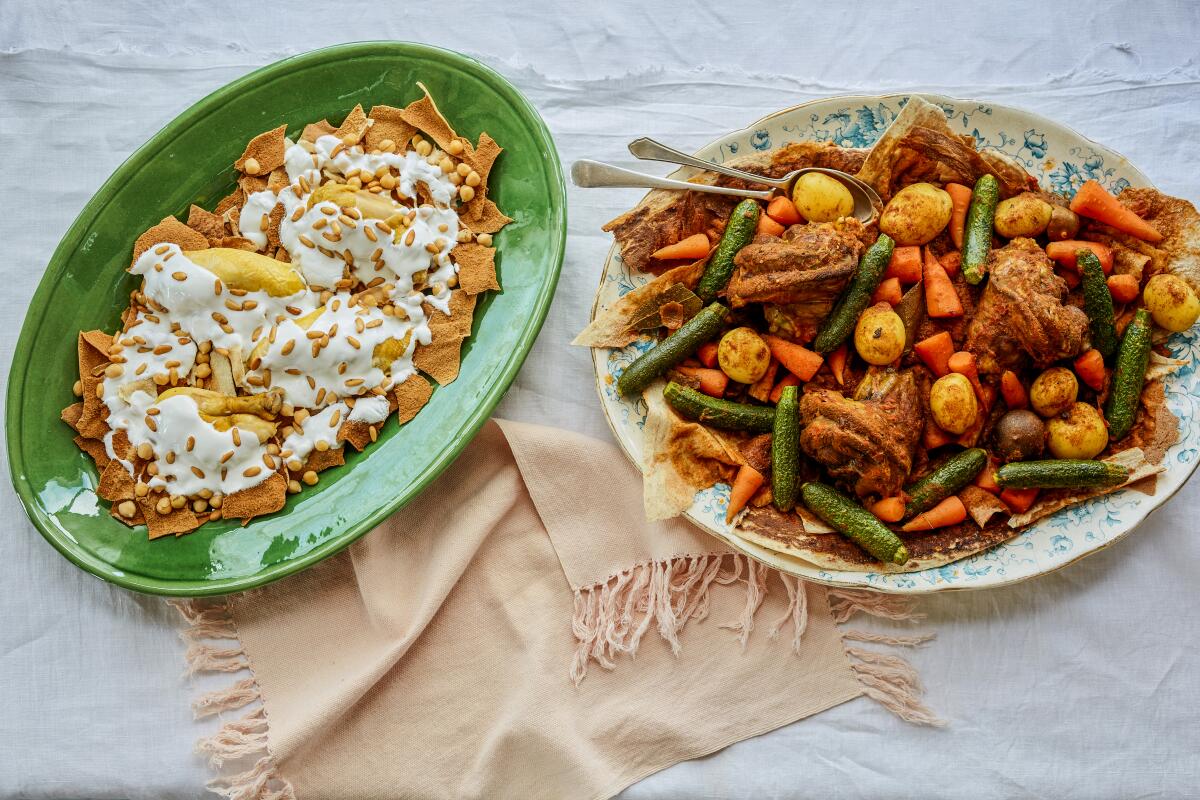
[571,160,773,200]
[628,137,789,191]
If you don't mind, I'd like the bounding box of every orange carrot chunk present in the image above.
[769,372,801,404]
[948,350,985,401]
[901,495,968,532]
[766,196,803,226]
[1106,274,1140,304]
[914,331,955,377]
[1000,487,1039,514]
[828,342,848,386]
[697,341,719,369]
[651,233,711,261]
[871,496,906,523]
[757,214,786,237]
[1000,370,1028,410]
[763,335,824,381]
[675,366,729,398]
[1074,348,1107,392]
[923,421,956,449]
[924,248,964,318]
[974,459,1001,494]
[1069,180,1163,243]
[1059,268,1081,289]
[1046,240,1114,274]
[871,276,903,306]
[748,358,780,403]
[726,464,766,523]
[945,183,973,249]
[939,250,962,278]
[885,246,924,284]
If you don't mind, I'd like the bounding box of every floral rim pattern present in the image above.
[591,93,1199,593]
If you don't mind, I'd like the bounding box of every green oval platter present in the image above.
[5,42,566,596]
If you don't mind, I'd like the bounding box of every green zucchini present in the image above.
[961,174,1000,285]
[994,459,1129,489]
[617,302,728,397]
[812,233,895,353]
[1104,308,1152,440]
[801,482,910,565]
[772,385,800,511]
[696,199,760,303]
[1079,249,1118,358]
[903,448,988,519]
[663,381,776,432]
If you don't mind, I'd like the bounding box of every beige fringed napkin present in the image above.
[173,420,940,800]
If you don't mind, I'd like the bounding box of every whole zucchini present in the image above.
[960,174,1000,285]
[1079,249,1118,358]
[617,302,728,397]
[995,459,1129,489]
[903,448,988,519]
[663,381,776,432]
[1104,308,1152,441]
[801,482,910,565]
[812,233,895,353]
[772,385,800,511]
[696,199,760,303]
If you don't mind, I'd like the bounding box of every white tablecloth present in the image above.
[3,2,1199,797]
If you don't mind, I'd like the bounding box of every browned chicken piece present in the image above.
[798,368,923,499]
[964,238,1090,374]
[726,220,865,339]
[874,128,1031,201]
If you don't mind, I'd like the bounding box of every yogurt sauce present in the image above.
[100,135,466,498]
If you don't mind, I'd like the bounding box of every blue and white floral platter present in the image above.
[590,94,1200,593]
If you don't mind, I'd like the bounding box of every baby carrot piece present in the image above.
[939,250,962,278]
[1069,180,1162,243]
[914,331,954,377]
[747,358,779,403]
[870,496,906,523]
[1000,370,1028,409]
[974,459,1001,494]
[726,464,766,523]
[1046,240,1114,274]
[884,246,923,284]
[1074,348,1107,392]
[945,183,973,249]
[766,196,803,225]
[1106,274,1140,304]
[769,372,801,404]
[1000,487,1039,514]
[948,350,985,402]
[763,335,824,381]
[901,495,967,532]
[828,342,848,386]
[651,233,711,261]
[757,214,787,237]
[675,366,729,398]
[697,341,719,368]
[871,276,903,306]
[923,248,964,318]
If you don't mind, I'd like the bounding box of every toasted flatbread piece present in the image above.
[235,124,287,175]
[222,472,287,523]
[453,243,499,295]
[131,217,209,267]
[332,104,369,144]
[137,496,201,539]
[365,105,418,151]
[393,374,433,424]
[186,204,227,245]
[413,291,477,385]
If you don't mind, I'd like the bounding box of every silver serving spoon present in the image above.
[572,137,880,223]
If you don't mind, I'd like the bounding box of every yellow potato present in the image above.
[791,173,854,223]
[878,183,953,246]
[1143,273,1200,332]
[930,373,978,434]
[1029,367,1078,418]
[853,303,905,365]
[994,193,1053,239]
[1047,402,1109,459]
[717,327,771,384]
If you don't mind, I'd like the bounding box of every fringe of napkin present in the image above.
[172,556,940,799]
[570,554,944,726]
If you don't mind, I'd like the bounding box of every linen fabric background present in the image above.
[2,1,1199,797]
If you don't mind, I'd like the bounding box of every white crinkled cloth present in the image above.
[1,1,1199,797]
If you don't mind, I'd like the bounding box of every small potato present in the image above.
[993,409,1045,462]
[878,183,953,246]
[1047,402,1109,459]
[930,372,978,435]
[854,303,905,365]
[1046,205,1081,241]
[1143,273,1200,332]
[717,327,771,384]
[994,193,1053,239]
[1029,367,1078,418]
[791,172,854,223]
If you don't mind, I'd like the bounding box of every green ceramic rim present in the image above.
[6,41,566,596]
